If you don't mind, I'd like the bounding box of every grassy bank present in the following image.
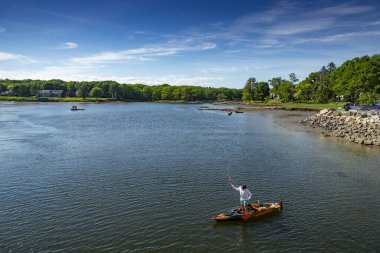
[265,101,346,110]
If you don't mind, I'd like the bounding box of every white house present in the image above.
[36,90,63,97]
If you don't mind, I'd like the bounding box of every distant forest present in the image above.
[243,54,380,104]
[0,80,242,102]
[1,54,379,104]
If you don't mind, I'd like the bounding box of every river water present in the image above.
[0,102,379,252]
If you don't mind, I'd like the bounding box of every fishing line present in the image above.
[226,157,237,186]
[215,131,238,187]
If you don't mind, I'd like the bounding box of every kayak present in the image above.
[212,202,282,222]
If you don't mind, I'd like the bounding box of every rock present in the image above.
[303,109,380,146]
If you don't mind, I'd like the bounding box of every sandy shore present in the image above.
[201,104,324,135]
[265,110,325,134]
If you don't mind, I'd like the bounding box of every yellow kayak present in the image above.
[212,202,282,222]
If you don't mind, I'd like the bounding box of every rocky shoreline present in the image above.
[300,109,380,146]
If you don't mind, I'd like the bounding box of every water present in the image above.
[0,102,379,252]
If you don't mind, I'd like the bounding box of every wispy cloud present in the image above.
[178,1,377,49]
[60,42,78,49]
[71,52,151,64]
[294,31,380,44]
[0,51,36,63]
[0,67,223,86]
[0,26,6,33]
[267,18,334,36]
[319,3,373,15]
[71,42,216,65]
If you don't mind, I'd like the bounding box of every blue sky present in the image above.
[0,0,379,88]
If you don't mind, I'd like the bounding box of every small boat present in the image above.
[212,202,282,222]
[70,106,85,111]
[235,111,244,113]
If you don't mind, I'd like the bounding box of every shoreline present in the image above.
[203,104,380,149]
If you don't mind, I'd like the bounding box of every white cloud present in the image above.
[71,51,153,64]
[0,26,6,32]
[0,67,223,86]
[0,51,37,63]
[61,42,78,49]
[177,1,377,49]
[320,3,373,15]
[294,31,380,45]
[267,18,334,36]
[71,42,216,65]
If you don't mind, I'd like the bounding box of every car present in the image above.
[372,102,380,109]
[343,103,362,111]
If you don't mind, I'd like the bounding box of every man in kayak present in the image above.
[231,183,252,213]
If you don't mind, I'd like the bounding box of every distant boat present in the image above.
[235,111,244,113]
[70,106,85,111]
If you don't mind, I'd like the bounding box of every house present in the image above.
[36,90,63,97]
[0,91,14,96]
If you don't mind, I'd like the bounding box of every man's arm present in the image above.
[231,183,239,191]
[247,189,252,199]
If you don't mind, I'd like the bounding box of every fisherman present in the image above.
[231,183,252,213]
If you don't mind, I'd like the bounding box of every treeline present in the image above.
[1,54,379,104]
[243,54,380,104]
[0,79,242,101]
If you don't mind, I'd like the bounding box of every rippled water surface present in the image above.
[1,102,379,252]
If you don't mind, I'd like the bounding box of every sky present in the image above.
[0,0,379,88]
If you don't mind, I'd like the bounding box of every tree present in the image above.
[109,82,120,99]
[66,81,77,97]
[289,73,299,84]
[90,87,103,98]
[7,84,16,95]
[327,62,336,73]
[268,77,282,98]
[142,86,153,100]
[294,80,312,101]
[242,77,257,102]
[152,86,162,100]
[330,55,378,102]
[253,82,270,101]
[277,80,294,102]
[76,82,88,99]
[161,86,173,100]
[315,66,332,103]
[358,93,378,105]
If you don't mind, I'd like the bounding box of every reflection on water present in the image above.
[0,102,379,252]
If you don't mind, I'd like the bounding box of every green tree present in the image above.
[268,77,282,98]
[90,87,104,98]
[330,55,378,102]
[7,84,17,95]
[294,80,312,101]
[161,85,173,100]
[289,73,299,84]
[253,82,270,101]
[242,77,256,102]
[142,86,153,100]
[76,82,89,99]
[358,93,378,105]
[277,80,294,102]
[152,86,162,100]
[327,62,336,73]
